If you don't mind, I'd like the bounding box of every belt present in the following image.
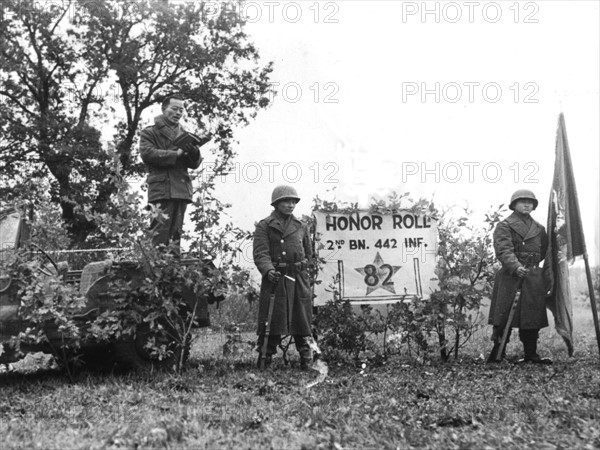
[516,252,541,268]
[274,260,309,275]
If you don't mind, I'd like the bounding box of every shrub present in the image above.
[313,300,385,363]
[313,193,504,364]
[3,166,256,373]
[5,253,88,378]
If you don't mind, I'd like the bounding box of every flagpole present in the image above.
[583,252,600,356]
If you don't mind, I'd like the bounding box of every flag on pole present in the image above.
[546,113,586,356]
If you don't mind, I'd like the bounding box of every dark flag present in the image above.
[546,113,586,356]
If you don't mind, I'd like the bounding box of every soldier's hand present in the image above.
[516,266,529,278]
[267,270,281,283]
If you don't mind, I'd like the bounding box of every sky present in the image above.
[192,0,599,267]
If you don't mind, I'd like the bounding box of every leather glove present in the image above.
[515,266,529,278]
[267,270,281,283]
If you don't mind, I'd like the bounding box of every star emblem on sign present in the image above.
[355,252,401,295]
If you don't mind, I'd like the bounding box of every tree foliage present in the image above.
[1,0,272,244]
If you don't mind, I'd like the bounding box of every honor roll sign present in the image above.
[313,210,439,306]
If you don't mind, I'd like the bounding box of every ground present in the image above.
[0,300,599,449]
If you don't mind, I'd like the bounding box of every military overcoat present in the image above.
[253,212,313,336]
[488,212,550,330]
[139,115,201,204]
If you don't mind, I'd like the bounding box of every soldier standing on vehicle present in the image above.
[253,185,314,369]
[139,95,202,255]
[487,189,553,364]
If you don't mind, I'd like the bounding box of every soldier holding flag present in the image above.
[487,189,553,364]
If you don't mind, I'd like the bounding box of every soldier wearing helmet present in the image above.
[253,185,314,369]
[509,189,539,211]
[487,189,553,364]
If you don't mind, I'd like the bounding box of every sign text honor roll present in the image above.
[313,211,439,305]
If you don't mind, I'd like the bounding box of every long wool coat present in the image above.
[139,115,201,204]
[488,212,550,330]
[253,212,313,336]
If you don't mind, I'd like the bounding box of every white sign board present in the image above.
[0,210,21,252]
[313,210,438,305]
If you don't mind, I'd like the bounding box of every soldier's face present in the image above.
[276,199,297,216]
[514,199,535,215]
[163,99,185,124]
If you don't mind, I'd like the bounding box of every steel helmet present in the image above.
[271,185,300,206]
[509,189,538,210]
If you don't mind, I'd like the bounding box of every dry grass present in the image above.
[1,300,599,449]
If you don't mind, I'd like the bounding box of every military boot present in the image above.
[298,346,313,370]
[519,339,552,365]
[257,353,272,369]
[294,335,313,370]
[300,356,312,370]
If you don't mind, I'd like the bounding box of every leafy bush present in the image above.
[386,298,435,359]
[1,243,221,374]
[313,193,504,364]
[211,292,259,333]
[313,300,385,363]
[86,251,228,372]
[2,159,256,373]
[431,204,504,360]
[4,253,88,378]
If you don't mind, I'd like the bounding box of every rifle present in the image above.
[489,277,525,362]
[258,272,280,370]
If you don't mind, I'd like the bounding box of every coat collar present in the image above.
[505,212,542,240]
[154,114,184,142]
[265,212,302,238]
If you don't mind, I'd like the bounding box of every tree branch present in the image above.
[0,90,37,117]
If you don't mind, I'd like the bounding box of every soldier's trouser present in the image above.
[150,199,187,256]
[257,334,281,356]
[257,334,312,359]
[294,335,313,361]
[492,327,539,357]
[519,328,540,358]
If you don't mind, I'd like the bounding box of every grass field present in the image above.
[1,299,599,449]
